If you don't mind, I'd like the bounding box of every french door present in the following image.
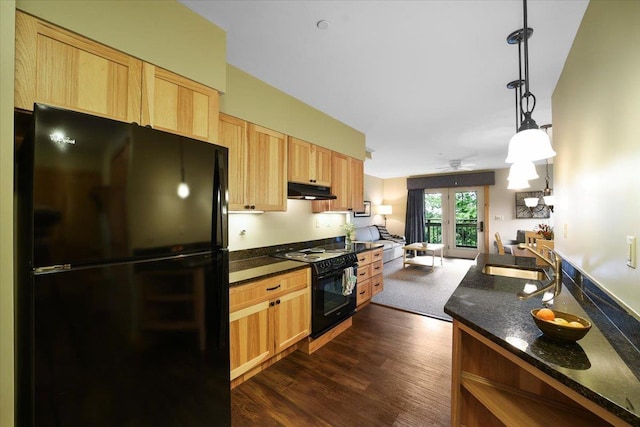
[424,187,484,259]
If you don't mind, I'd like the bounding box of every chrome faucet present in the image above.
[515,243,563,302]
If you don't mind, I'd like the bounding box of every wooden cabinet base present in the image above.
[300,317,352,355]
[230,342,304,389]
[451,321,630,427]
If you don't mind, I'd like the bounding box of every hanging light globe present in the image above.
[507,177,530,190]
[508,160,538,181]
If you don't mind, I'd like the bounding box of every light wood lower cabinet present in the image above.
[356,248,384,308]
[452,320,629,427]
[229,269,311,385]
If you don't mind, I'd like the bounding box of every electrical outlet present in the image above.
[627,236,636,269]
[316,219,321,228]
[563,224,568,239]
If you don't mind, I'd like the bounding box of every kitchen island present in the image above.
[444,253,640,426]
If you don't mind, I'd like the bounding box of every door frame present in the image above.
[424,186,487,259]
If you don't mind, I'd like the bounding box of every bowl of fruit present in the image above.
[531,308,592,342]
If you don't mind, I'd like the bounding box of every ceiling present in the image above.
[180,0,589,179]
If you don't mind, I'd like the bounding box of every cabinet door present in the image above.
[329,152,350,211]
[356,279,371,306]
[229,301,271,380]
[273,286,311,354]
[141,63,219,143]
[371,274,384,297]
[349,156,365,213]
[218,113,249,210]
[248,124,287,211]
[288,137,312,184]
[15,11,142,123]
[313,145,332,187]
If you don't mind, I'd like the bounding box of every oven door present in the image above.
[311,265,357,338]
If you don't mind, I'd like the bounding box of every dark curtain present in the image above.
[404,189,425,244]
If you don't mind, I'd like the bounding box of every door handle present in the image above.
[478,221,484,232]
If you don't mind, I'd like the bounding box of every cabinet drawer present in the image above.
[230,268,310,312]
[371,248,384,263]
[356,279,371,305]
[371,275,384,297]
[356,264,371,282]
[357,251,372,265]
[371,260,383,276]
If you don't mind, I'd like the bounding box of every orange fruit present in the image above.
[568,321,584,328]
[536,308,555,321]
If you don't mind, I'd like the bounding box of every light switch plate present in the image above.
[627,236,636,269]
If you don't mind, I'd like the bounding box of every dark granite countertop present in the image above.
[444,253,640,425]
[229,242,383,287]
[229,257,309,287]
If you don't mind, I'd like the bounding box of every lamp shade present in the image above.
[377,204,392,215]
[524,197,539,207]
[543,195,555,206]
[505,129,556,163]
[508,161,538,181]
[507,178,530,190]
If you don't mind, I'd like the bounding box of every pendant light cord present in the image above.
[520,0,537,117]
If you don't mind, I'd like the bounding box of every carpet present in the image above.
[370,256,474,321]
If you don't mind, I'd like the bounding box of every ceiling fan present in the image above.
[437,159,476,172]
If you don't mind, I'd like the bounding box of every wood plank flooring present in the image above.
[232,304,453,426]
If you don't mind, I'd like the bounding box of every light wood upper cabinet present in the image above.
[141,63,219,143]
[247,124,287,211]
[218,114,249,210]
[349,156,365,213]
[288,137,332,187]
[312,152,364,213]
[218,114,287,211]
[15,11,142,123]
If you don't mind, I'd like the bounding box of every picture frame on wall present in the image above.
[354,201,371,217]
[515,191,550,219]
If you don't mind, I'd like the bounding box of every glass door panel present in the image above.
[424,187,484,259]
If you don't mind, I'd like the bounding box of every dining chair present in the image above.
[525,231,541,247]
[495,232,505,255]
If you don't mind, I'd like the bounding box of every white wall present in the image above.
[552,0,640,317]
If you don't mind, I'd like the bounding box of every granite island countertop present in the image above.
[444,253,640,425]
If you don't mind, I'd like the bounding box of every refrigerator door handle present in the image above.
[214,148,229,249]
[34,264,71,274]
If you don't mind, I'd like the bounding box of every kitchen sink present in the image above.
[481,265,548,281]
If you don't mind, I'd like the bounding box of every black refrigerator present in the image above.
[15,104,230,426]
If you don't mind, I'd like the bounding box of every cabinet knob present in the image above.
[276,299,281,305]
[269,301,275,307]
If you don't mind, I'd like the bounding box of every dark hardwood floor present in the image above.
[232,304,453,426]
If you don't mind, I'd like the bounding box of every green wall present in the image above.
[222,65,365,160]
[16,0,227,92]
[0,1,16,423]
[553,0,640,317]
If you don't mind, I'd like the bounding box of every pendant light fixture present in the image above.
[505,0,556,164]
[177,143,190,199]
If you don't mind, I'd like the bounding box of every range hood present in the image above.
[287,182,337,200]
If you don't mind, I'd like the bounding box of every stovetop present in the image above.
[273,247,358,275]
[274,247,349,262]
